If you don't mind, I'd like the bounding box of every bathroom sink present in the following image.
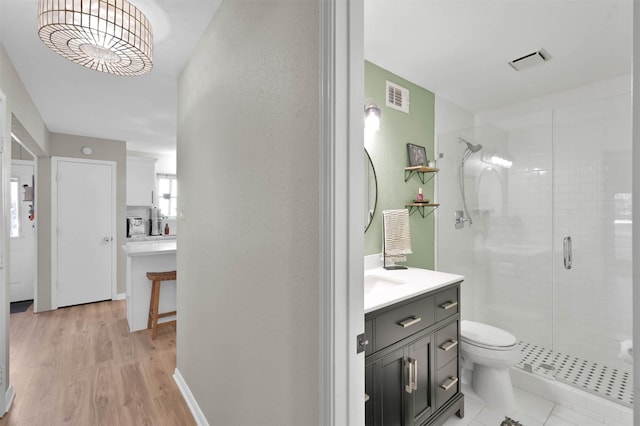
[364,274,407,295]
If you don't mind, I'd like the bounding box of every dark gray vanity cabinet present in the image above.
[365,282,464,426]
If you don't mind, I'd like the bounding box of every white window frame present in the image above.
[157,173,177,218]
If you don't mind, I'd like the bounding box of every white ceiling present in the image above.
[365,0,632,113]
[0,0,222,154]
[1,1,633,154]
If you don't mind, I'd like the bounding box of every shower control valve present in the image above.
[455,210,470,229]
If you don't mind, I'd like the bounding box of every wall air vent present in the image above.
[386,81,410,113]
[508,49,549,71]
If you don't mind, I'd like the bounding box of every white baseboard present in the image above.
[113,293,126,300]
[173,368,209,426]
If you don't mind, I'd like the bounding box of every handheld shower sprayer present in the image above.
[457,137,483,228]
[459,137,483,160]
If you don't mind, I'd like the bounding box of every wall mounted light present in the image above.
[364,99,381,132]
[37,0,153,76]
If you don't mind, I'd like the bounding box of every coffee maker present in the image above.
[149,207,163,236]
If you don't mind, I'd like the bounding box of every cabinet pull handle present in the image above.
[405,358,414,394]
[440,339,458,351]
[398,316,422,328]
[364,393,370,402]
[412,359,418,391]
[440,376,459,391]
[440,301,458,310]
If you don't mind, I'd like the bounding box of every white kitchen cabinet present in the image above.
[126,156,157,206]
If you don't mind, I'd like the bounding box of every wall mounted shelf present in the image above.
[404,166,439,184]
[406,203,440,218]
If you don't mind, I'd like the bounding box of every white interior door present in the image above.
[9,162,35,302]
[53,158,115,308]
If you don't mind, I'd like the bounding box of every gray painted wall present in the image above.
[36,158,51,311]
[0,42,50,407]
[1,45,50,156]
[11,139,34,160]
[176,0,319,423]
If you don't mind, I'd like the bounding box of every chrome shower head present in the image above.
[459,137,483,153]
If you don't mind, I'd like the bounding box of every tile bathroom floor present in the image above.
[443,382,632,426]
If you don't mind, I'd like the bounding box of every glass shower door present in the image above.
[437,85,633,408]
[551,93,633,406]
[437,116,556,382]
[474,113,556,381]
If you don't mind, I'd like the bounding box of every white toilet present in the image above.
[460,320,520,410]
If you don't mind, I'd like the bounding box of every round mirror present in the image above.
[365,149,378,232]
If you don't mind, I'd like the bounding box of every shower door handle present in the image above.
[563,236,572,270]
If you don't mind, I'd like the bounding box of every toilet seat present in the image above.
[461,320,517,351]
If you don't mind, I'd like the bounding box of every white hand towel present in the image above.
[382,209,412,262]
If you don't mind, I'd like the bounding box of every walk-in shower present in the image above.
[437,77,633,412]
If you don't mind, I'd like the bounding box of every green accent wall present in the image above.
[364,61,436,269]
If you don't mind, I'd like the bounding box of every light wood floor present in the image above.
[0,300,195,425]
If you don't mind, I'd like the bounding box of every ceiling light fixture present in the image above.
[37,0,153,76]
[364,99,381,132]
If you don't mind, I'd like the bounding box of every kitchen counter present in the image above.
[123,240,176,256]
[126,235,176,243]
[122,241,176,332]
[364,266,464,314]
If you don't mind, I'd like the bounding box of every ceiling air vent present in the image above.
[386,81,410,113]
[508,49,549,71]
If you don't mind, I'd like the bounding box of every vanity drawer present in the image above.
[436,358,459,409]
[374,296,434,351]
[435,321,459,369]
[435,286,459,322]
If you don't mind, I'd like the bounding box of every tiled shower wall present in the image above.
[437,76,633,385]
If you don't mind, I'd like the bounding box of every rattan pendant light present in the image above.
[37,0,153,76]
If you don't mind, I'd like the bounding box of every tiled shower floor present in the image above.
[516,341,633,407]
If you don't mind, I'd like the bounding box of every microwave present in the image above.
[127,216,146,238]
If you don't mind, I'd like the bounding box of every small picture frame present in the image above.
[407,143,428,167]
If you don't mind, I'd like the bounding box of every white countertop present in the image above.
[122,240,177,256]
[364,266,464,314]
[126,235,176,242]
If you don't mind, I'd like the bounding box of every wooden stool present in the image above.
[146,270,177,340]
